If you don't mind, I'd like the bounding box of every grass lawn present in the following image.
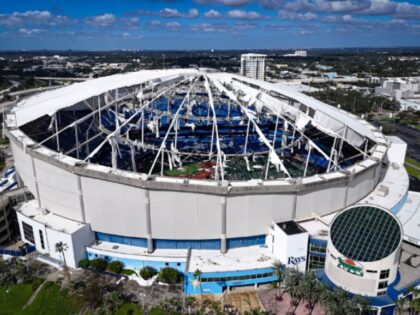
[405,164,420,179]
[0,278,44,315]
[114,303,143,315]
[24,281,82,315]
[0,280,144,315]
[406,157,420,168]
[405,157,420,179]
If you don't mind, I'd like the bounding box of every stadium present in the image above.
[4,69,418,309]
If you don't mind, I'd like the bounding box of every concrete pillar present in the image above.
[77,175,86,223]
[221,196,227,254]
[344,180,350,208]
[144,189,153,253]
[291,193,297,219]
[15,171,24,188]
[30,155,41,207]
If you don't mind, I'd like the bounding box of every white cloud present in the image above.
[85,14,116,27]
[278,10,317,21]
[19,28,44,35]
[227,9,267,19]
[0,10,71,27]
[194,0,252,6]
[205,9,222,18]
[137,8,199,18]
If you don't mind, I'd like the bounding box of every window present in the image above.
[378,281,388,290]
[366,270,377,273]
[39,230,45,250]
[309,255,325,270]
[377,291,386,296]
[380,270,390,279]
[201,272,274,283]
[309,243,326,254]
[22,222,34,244]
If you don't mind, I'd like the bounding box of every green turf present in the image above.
[164,162,200,177]
[114,303,143,315]
[0,279,44,315]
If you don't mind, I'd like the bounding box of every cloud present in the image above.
[278,10,317,20]
[136,8,199,18]
[194,0,253,6]
[19,28,45,36]
[204,9,222,18]
[145,20,182,30]
[121,17,140,29]
[274,0,420,19]
[0,10,71,27]
[227,9,267,19]
[85,14,116,27]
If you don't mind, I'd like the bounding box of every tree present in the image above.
[193,268,203,306]
[107,260,123,274]
[395,296,406,315]
[285,267,303,310]
[140,266,158,280]
[352,295,370,314]
[89,258,108,271]
[102,291,123,314]
[272,260,285,301]
[55,242,71,284]
[298,271,323,314]
[408,286,420,315]
[158,267,182,284]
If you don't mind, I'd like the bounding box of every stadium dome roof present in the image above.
[8,69,382,182]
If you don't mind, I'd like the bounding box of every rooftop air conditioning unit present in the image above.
[376,184,389,197]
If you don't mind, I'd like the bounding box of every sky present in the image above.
[0,0,419,50]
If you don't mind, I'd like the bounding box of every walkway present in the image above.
[23,280,46,309]
[258,288,326,315]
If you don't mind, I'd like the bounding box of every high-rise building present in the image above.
[240,53,266,80]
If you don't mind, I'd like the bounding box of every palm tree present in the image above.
[285,268,303,312]
[352,295,370,314]
[298,271,323,314]
[408,286,420,315]
[55,241,70,281]
[272,260,285,301]
[395,296,405,315]
[193,269,203,306]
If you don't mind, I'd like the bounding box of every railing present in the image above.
[0,244,36,256]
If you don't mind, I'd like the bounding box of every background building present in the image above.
[240,53,266,80]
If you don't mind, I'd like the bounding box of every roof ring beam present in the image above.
[208,75,291,179]
[147,76,200,177]
[83,75,195,164]
[251,90,342,172]
[203,75,225,181]
[39,76,180,147]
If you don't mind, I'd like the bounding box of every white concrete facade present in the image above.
[16,200,95,268]
[267,221,308,272]
[325,206,402,297]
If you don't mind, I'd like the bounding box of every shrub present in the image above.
[78,259,90,268]
[89,258,108,271]
[158,267,182,284]
[107,260,124,274]
[121,269,137,276]
[140,266,158,280]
